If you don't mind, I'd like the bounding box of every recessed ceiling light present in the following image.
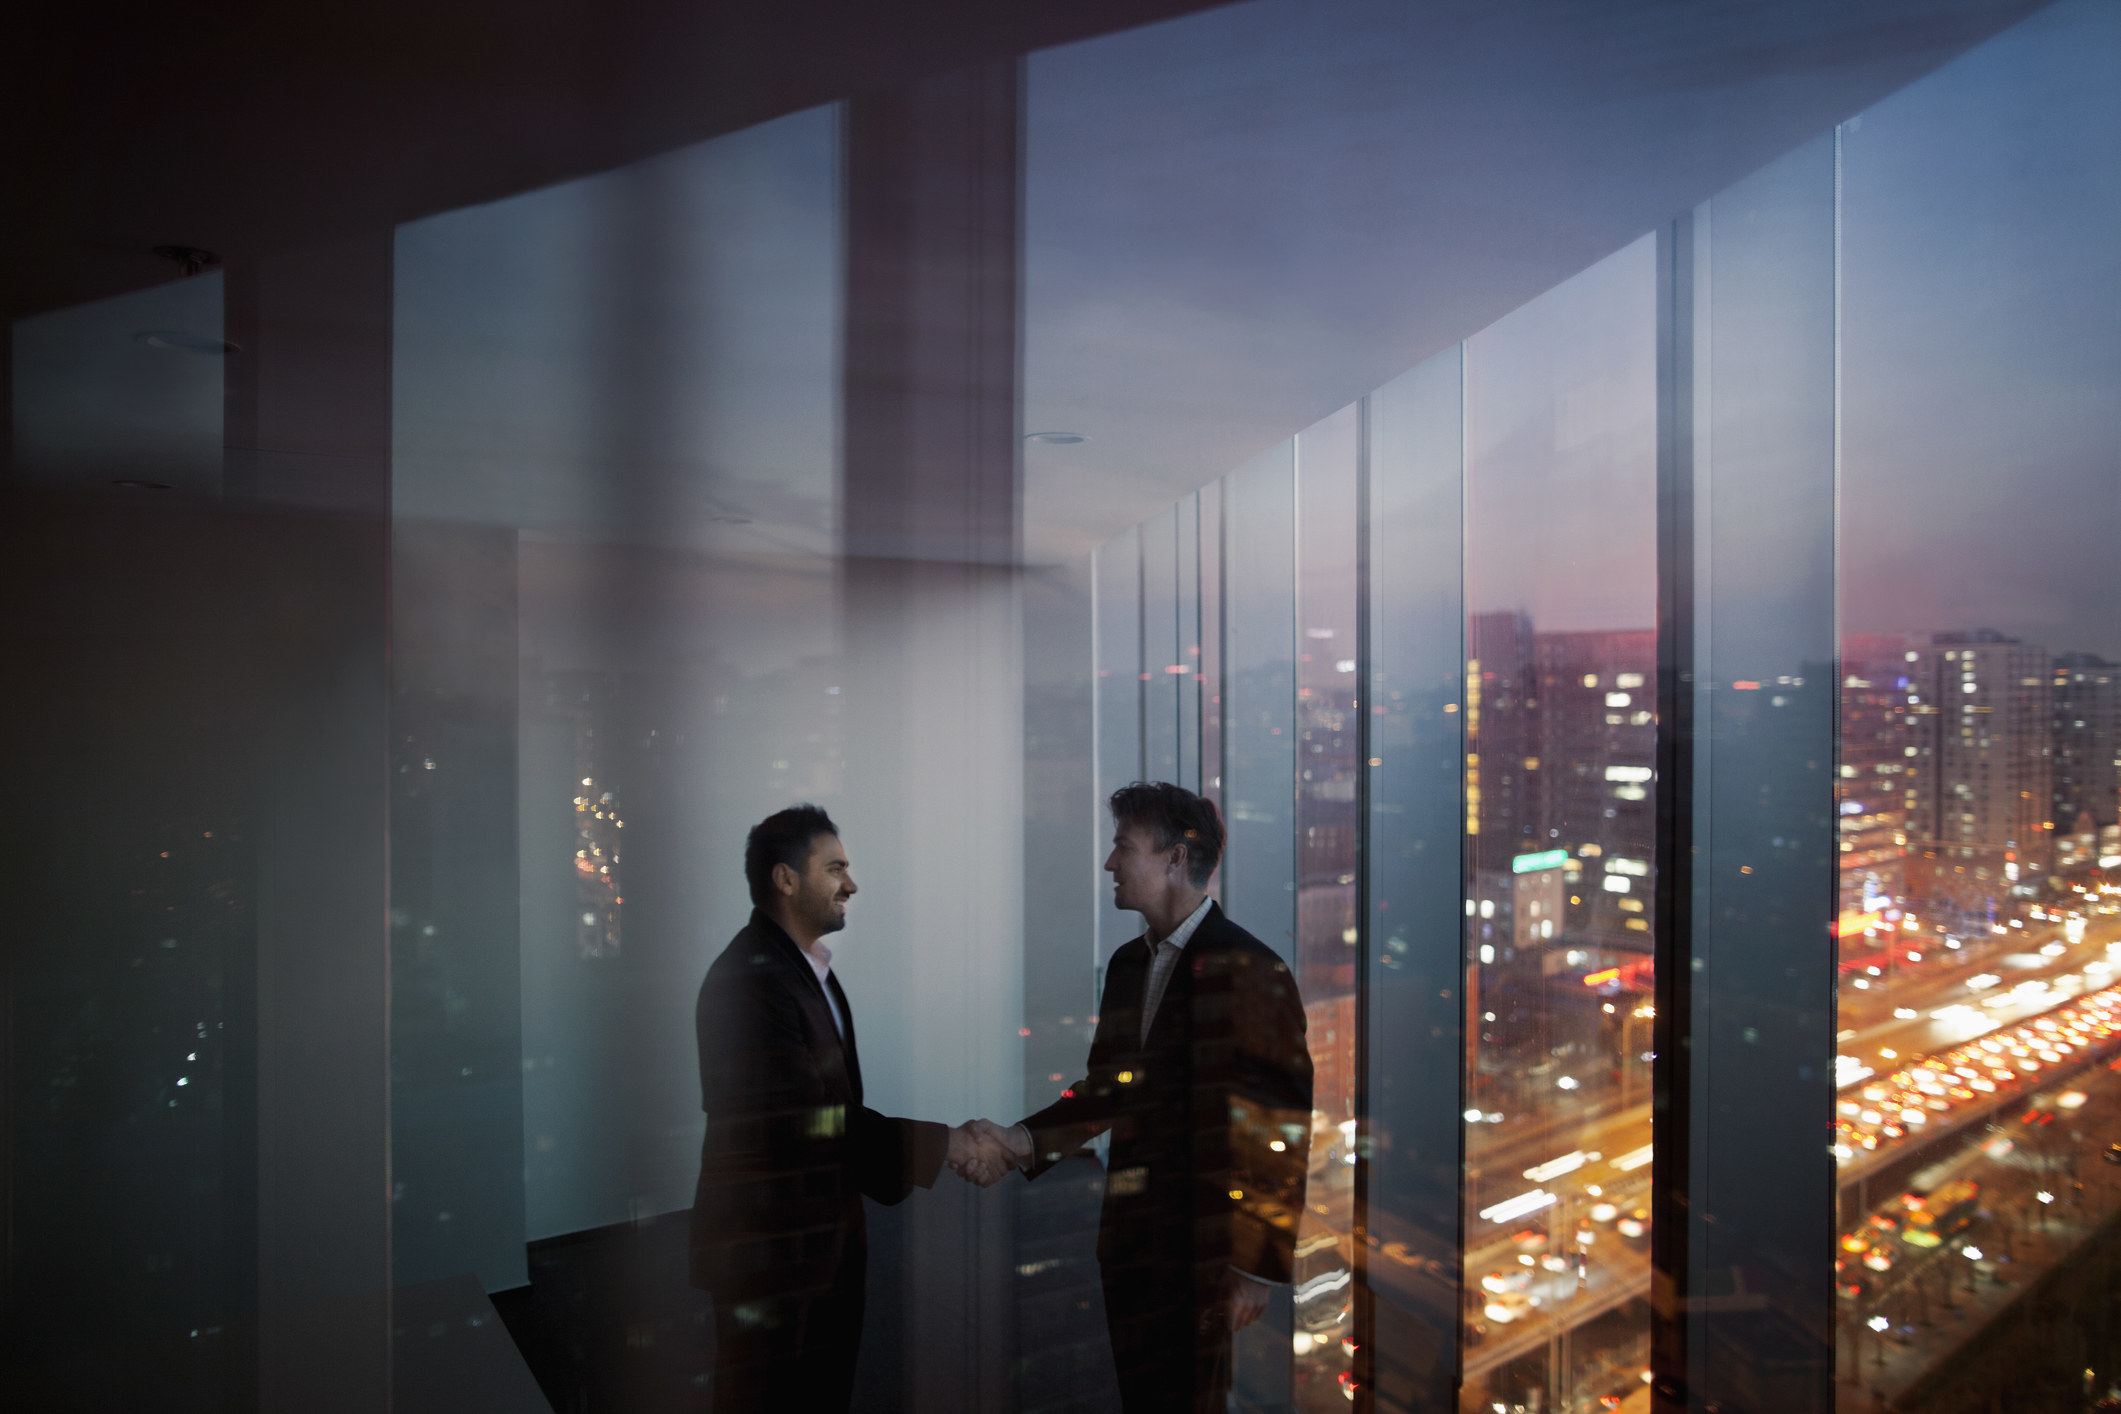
[135,330,238,355]
[111,480,175,491]
[1025,431,1089,445]
[153,245,222,276]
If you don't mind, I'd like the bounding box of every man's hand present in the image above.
[1221,1268,1270,1331]
[974,1118,1032,1171]
[946,1121,1020,1187]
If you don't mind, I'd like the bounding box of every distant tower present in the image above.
[1467,610,1540,848]
[1534,628,1657,951]
[1838,636,1914,928]
[1907,631,2053,923]
[2051,652,2119,835]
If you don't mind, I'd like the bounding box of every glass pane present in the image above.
[1834,2,2121,1405]
[1680,128,1840,1411]
[1286,404,1361,1407]
[1363,349,1468,1413]
[1144,504,1181,785]
[1178,491,1204,793]
[2,507,260,1410]
[1225,440,1300,960]
[390,105,850,1393]
[1025,555,1100,1103]
[1097,521,1145,965]
[1460,237,1659,1412]
[1202,482,1226,819]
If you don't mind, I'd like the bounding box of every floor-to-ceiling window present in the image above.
[1458,238,1659,1414]
[1083,240,1663,1412]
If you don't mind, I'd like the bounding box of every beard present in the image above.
[807,891,849,934]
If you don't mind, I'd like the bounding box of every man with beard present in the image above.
[689,805,1010,1411]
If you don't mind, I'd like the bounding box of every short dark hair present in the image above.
[745,805,839,906]
[1109,781,1224,888]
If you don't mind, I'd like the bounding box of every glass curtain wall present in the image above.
[1077,12,2121,1406]
[1084,238,1661,1411]
[1460,240,1660,1414]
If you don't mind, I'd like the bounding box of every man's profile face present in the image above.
[1104,820,1182,914]
[778,832,856,936]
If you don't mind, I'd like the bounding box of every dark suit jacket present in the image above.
[689,909,948,1300]
[1020,903,1312,1307]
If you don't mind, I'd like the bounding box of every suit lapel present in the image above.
[827,969,863,1105]
[753,916,852,1088]
[1110,939,1151,1057]
[781,961,841,1056]
[1146,945,1192,1052]
[1144,903,1219,1051]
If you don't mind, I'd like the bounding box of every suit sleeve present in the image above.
[1221,949,1313,1284]
[702,968,950,1205]
[697,968,832,1170]
[850,1109,949,1204]
[1016,951,1136,1177]
[692,963,847,1297]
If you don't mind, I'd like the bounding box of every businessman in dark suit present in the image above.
[983,782,1314,1414]
[689,805,1008,1412]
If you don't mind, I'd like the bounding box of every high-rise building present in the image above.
[1838,636,1914,933]
[1467,611,1540,850]
[1906,630,2053,923]
[1534,629,1657,952]
[1465,618,1658,955]
[2051,653,2119,840]
[1464,616,1657,1113]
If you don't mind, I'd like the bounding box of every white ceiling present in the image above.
[1016,0,2046,563]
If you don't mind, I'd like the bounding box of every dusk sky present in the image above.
[1840,0,2121,659]
[1422,0,2117,656]
[1464,239,1657,635]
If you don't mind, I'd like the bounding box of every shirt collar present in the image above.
[749,907,834,981]
[1152,896,1215,953]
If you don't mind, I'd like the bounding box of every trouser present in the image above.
[1102,1265,1232,1414]
[711,1243,866,1414]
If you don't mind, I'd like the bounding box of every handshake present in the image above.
[944,1118,1031,1187]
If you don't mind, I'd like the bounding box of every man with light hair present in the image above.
[978,781,1314,1412]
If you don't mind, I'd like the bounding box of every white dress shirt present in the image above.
[1140,895,1215,1042]
[802,939,846,1038]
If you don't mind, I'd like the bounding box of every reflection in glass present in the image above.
[1224,442,1300,960]
[1362,349,1471,1414]
[390,105,846,1277]
[1097,521,1147,965]
[1291,405,1361,1406]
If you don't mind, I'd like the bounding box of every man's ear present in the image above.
[772,861,800,897]
[1169,843,1190,880]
